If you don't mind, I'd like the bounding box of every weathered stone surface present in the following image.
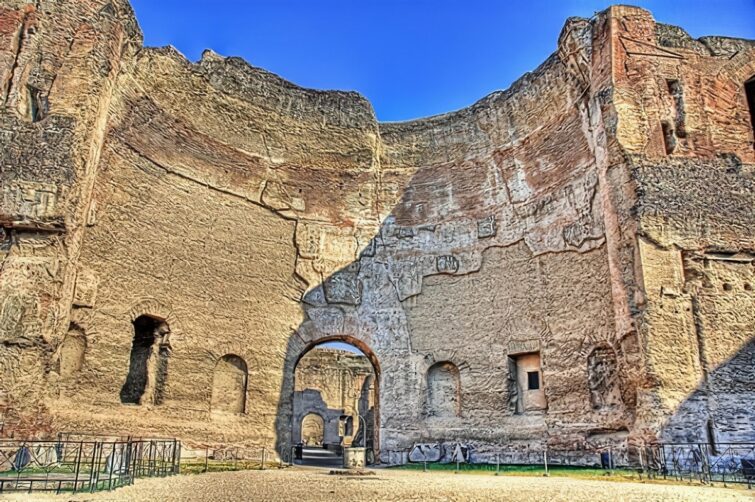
[0,1,753,466]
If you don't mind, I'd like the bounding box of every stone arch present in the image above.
[211,354,248,414]
[426,361,461,418]
[127,298,181,344]
[59,323,86,378]
[716,53,755,153]
[301,412,324,445]
[284,334,381,460]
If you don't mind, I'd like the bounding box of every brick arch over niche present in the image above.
[126,298,182,341]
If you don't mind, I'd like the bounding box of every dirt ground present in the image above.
[2,467,751,502]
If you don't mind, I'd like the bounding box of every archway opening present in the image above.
[292,337,379,467]
[120,315,170,405]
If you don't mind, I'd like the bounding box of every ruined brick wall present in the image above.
[293,348,374,448]
[0,1,752,461]
[605,7,755,445]
[0,0,140,436]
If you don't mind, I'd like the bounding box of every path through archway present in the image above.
[290,337,379,467]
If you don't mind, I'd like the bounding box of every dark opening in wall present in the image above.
[120,315,168,405]
[661,121,676,155]
[527,371,540,390]
[746,76,755,148]
[666,79,686,138]
[339,415,354,436]
[706,418,718,455]
[26,85,47,122]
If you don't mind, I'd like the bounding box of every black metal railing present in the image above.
[0,438,180,493]
[385,441,755,486]
[642,442,755,486]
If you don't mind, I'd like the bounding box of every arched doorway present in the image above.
[301,413,325,445]
[291,336,380,466]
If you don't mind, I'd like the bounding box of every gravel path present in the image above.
[2,468,751,502]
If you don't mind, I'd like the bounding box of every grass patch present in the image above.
[180,460,283,475]
[389,463,648,482]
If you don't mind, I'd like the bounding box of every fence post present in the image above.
[107,443,115,491]
[638,447,644,480]
[204,447,209,473]
[543,450,549,477]
[702,444,712,485]
[496,453,500,476]
[73,441,83,494]
[261,447,266,470]
[608,447,613,473]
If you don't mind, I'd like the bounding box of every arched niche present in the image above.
[211,354,249,414]
[426,361,461,418]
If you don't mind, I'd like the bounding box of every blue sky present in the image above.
[130,1,755,121]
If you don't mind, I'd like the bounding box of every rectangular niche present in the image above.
[508,351,547,414]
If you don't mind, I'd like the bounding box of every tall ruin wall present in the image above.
[0,0,753,461]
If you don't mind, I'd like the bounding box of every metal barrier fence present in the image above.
[385,442,755,486]
[0,438,180,494]
[642,443,755,486]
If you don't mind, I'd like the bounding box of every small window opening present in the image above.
[666,79,686,138]
[26,85,47,123]
[527,371,540,390]
[723,283,733,292]
[746,76,755,148]
[661,121,676,155]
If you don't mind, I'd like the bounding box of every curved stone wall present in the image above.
[0,1,753,462]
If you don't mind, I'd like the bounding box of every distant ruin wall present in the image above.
[292,349,374,449]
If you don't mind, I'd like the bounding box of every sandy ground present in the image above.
[1,467,752,502]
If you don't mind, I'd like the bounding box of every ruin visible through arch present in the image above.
[291,338,379,466]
